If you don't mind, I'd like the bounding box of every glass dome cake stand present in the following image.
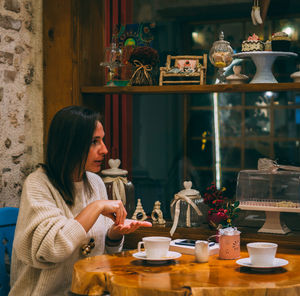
[233,51,297,83]
[236,169,300,234]
[238,202,300,234]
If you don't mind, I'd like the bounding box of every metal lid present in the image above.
[212,31,230,46]
[178,181,200,196]
[101,159,128,176]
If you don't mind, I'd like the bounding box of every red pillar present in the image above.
[104,0,133,174]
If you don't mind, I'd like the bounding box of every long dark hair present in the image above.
[44,106,102,206]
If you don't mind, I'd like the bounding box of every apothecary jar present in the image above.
[170,181,205,235]
[101,159,135,217]
[209,31,233,83]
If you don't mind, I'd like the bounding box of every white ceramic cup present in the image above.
[137,236,171,259]
[195,240,209,263]
[247,242,278,266]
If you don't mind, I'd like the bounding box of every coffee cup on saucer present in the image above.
[137,236,171,259]
[247,242,278,266]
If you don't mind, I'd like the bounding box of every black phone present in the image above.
[174,239,215,247]
[174,239,196,246]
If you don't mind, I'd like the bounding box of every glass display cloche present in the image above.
[209,31,234,84]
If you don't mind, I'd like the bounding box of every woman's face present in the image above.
[85,121,108,173]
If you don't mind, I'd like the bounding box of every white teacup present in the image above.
[247,242,278,266]
[137,236,171,259]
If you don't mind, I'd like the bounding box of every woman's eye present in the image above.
[92,139,101,145]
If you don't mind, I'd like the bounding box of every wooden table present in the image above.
[71,250,300,296]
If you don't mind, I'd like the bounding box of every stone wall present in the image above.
[0,0,43,207]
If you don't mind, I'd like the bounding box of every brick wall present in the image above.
[0,0,43,207]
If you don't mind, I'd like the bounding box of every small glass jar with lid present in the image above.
[209,31,233,84]
[170,181,204,235]
[101,159,135,217]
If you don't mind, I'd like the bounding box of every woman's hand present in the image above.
[98,200,127,225]
[107,219,152,240]
[75,200,127,232]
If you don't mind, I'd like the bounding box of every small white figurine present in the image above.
[151,200,166,225]
[131,198,147,221]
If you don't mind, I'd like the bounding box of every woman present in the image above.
[9,106,151,295]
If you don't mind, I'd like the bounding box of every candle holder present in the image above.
[100,35,127,86]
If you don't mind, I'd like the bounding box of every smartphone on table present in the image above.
[174,239,215,247]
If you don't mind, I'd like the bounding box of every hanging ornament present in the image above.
[251,0,263,26]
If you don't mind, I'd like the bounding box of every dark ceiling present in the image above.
[155,0,300,22]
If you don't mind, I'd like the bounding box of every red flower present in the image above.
[204,182,240,229]
[203,182,228,209]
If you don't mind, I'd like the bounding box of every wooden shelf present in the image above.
[81,82,300,95]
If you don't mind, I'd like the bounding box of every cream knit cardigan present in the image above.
[9,167,123,296]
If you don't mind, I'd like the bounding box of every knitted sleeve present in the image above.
[13,171,87,269]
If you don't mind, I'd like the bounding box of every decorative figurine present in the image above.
[131,198,147,221]
[159,54,207,85]
[290,65,300,83]
[151,201,166,225]
[226,65,248,84]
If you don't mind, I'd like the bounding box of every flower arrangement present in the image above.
[203,182,240,229]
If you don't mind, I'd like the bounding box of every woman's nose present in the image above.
[100,142,108,155]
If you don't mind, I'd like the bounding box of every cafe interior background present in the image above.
[1,0,300,231]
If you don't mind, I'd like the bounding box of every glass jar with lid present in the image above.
[170,181,204,236]
[101,159,135,217]
[209,31,233,84]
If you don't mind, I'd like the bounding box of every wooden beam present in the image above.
[43,0,73,150]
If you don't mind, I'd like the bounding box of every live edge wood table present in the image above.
[71,250,300,296]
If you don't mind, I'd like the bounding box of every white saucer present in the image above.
[236,257,289,269]
[132,251,182,263]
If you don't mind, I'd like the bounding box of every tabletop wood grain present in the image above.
[71,250,300,296]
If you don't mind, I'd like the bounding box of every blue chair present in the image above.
[0,207,19,296]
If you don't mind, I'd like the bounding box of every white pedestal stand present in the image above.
[239,204,300,234]
[233,52,297,83]
[259,211,290,234]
